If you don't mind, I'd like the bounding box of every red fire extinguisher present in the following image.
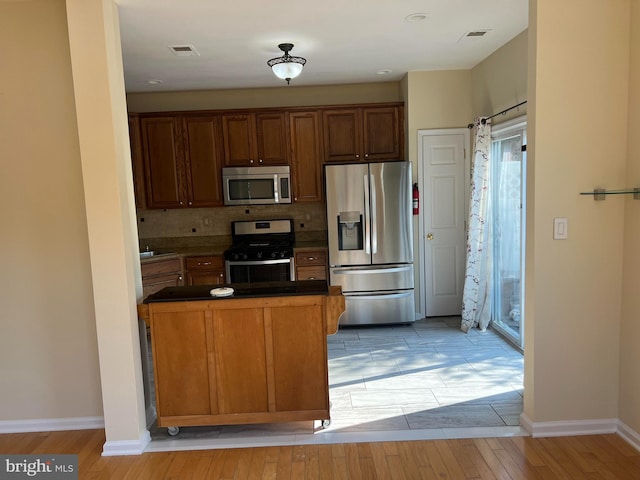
[413,183,419,215]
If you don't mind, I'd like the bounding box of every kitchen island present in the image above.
[137,280,344,436]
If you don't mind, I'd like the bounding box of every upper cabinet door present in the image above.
[290,111,323,202]
[128,114,147,209]
[182,115,225,207]
[322,105,404,163]
[222,114,255,166]
[362,106,402,161]
[141,116,184,209]
[255,112,289,165]
[322,109,363,162]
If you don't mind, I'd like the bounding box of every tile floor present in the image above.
[147,317,526,452]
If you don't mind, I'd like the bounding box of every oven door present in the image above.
[226,258,295,284]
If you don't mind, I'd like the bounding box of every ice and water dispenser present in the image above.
[337,211,363,251]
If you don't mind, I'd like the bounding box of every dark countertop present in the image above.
[144,280,329,303]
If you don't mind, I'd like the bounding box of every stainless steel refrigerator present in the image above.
[325,161,414,325]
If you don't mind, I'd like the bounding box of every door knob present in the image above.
[427,233,434,240]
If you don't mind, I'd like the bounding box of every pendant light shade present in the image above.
[267,43,306,85]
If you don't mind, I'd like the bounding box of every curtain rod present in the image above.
[467,100,527,129]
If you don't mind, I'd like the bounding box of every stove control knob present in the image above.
[241,253,248,261]
[269,251,277,259]
[231,253,239,261]
[279,251,286,259]
[256,251,263,260]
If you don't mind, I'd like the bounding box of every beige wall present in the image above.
[126,82,403,113]
[471,30,528,122]
[525,0,629,422]
[404,70,473,167]
[619,0,640,433]
[0,0,103,421]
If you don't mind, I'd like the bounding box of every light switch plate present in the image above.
[554,217,568,240]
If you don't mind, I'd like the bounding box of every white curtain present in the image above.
[461,117,492,333]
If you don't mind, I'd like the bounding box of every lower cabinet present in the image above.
[295,249,328,281]
[142,294,344,430]
[185,255,225,285]
[141,257,183,299]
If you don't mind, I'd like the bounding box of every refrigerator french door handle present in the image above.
[370,173,377,254]
[363,175,371,254]
[332,265,413,275]
[345,292,414,301]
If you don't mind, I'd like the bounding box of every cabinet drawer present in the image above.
[296,266,326,281]
[185,255,224,270]
[141,258,182,279]
[295,250,327,266]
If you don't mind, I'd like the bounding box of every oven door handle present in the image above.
[225,259,292,266]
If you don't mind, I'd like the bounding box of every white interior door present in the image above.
[419,131,468,317]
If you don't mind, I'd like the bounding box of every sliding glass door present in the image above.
[491,120,526,350]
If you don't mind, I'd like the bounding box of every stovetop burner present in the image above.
[225,219,295,262]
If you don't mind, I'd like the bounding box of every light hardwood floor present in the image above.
[1,429,639,479]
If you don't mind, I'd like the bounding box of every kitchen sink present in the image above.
[139,251,155,258]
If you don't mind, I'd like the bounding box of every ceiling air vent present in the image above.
[168,45,200,56]
[458,29,491,43]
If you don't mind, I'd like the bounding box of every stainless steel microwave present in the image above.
[222,166,292,205]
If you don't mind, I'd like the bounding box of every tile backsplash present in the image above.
[137,202,327,242]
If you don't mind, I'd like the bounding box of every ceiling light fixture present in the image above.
[267,43,306,85]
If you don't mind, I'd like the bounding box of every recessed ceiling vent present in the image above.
[168,45,200,56]
[458,30,491,42]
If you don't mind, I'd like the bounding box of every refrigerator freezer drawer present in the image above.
[330,264,414,293]
[340,290,415,325]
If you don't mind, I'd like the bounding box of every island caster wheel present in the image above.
[167,426,180,436]
[321,419,331,429]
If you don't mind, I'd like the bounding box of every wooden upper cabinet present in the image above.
[255,112,289,165]
[290,111,323,203]
[140,116,184,209]
[322,109,362,162]
[140,114,224,209]
[128,114,147,209]
[323,104,403,162]
[222,112,289,166]
[182,115,224,207]
[362,106,402,161]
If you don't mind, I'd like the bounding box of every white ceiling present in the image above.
[117,0,528,93]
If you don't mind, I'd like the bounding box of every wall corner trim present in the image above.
[617,420,640,452]
[102,430,151,456]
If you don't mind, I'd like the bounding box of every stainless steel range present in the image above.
[224,219,296,284]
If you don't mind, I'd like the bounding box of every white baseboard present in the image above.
[520,414,619,438]
[617,420,640,452]
[102,430,151,456]
[0,416,104,434]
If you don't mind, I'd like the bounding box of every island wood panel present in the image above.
[270,304,328,412]
[140,288,345,429]
[151,310,210,418]
[211,308,269,414]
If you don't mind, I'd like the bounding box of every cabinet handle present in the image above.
[188,201,192,206]
[197,262,212,266]
[365,153,369,158]
[308,276,316,280]
[179,201,183,205]
[259,159,263,163]
[306,256,317,261]
[355,154,360,159]
[250,159,254,164]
